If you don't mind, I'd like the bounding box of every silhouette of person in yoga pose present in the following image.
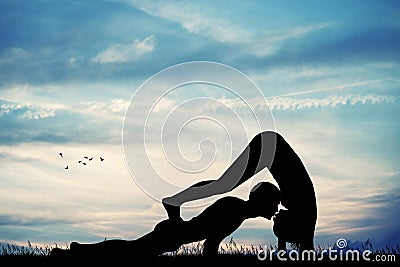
[162,131,317,251]
[52,181,280,258]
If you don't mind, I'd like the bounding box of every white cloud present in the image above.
[92,35,155,63]
[0,84,131,126]
[0,102,62,120]
[108,99,130,113]
[162,94,397,114]
[80,100,107,112]
[20,103,61,119]
[267,94,397,111]
[0,103,23,116]
[80,99,130,114]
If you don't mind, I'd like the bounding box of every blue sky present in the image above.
[0,0,399,250]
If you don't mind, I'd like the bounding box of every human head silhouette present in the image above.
[247,182,280,219]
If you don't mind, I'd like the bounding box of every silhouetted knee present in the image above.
[256,131,283,145]
[252,131,279,169]
[251,131,276,148]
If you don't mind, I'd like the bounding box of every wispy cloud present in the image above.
[125,0,250,43]
[251,23,333,57]
[0,102,62,120]
[268,94,397,111]
[266,79,388,98]
[80,99,130,114]
[108,99,130,113]
[1,83,130,119]
[92,35,155,63]
[147,94,397,114]
[125,0,331,57]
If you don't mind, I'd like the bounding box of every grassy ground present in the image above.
[0,253,397,266]
[0,240,398,265]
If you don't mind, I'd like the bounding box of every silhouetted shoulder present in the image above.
[191,196,246,223]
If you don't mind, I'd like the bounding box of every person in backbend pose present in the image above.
[162,131,317,251]
[51,182,280,258]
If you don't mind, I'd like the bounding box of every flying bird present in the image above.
[78,160,82,163]
[65,165,69,170]
[84,156,89,159]
[82,162,87,166]
[59,152,63,158]
[100,157,104,161]
[89,157,93,161]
